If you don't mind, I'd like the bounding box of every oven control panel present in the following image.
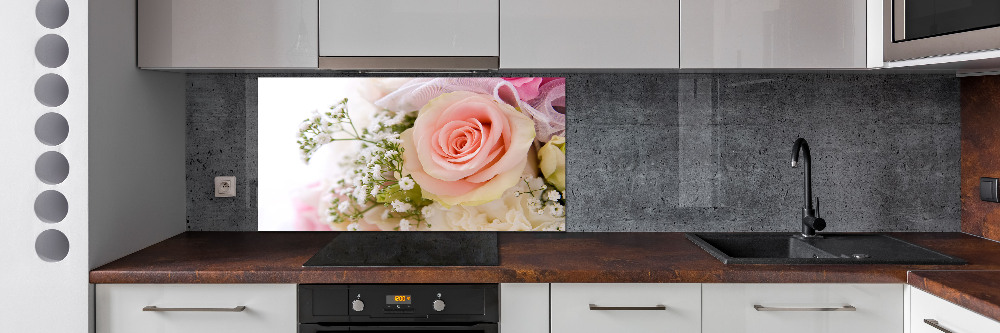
[299,284,498,323]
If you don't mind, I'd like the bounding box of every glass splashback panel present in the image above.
[258,77,566,231]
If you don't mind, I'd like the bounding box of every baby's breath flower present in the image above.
[352,186,367,203]
[399,219,412,231]
[391,200,412,213]
[347,223,360,231]
[546,203,565,217]
[421,206,435,218]
[545,190,562,202]
[337,201,351,213]
[398,177,415,191]
[527,197,542,210]
[316,133,332,144]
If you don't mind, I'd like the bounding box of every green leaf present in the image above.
[375,184,432,206]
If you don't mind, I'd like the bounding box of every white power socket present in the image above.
[215,176,236,197]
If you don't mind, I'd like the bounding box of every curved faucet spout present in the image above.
[791,138,824,237]
[791,138,811,210]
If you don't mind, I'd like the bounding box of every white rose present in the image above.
[423,176,566,231]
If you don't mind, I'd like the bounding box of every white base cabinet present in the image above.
[95,284,297,333]
[551,283,701,333]
[500,283,549,333]
[702,283,903,333]
[910,287,1000,333]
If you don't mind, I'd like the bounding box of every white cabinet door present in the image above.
[702,283,903,333]
[500,284,549,333]
[138,0,318,69]
[319,0,499,57]
[501,0,680,69]
[550,283,700,333]
[681,0,869,68]
[96,284,297,333]
[911,287,1000,333]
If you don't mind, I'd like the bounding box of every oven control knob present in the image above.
[432,299,446,312]
[352,299,364,312]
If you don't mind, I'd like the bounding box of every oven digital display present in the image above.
[386,295,412,304]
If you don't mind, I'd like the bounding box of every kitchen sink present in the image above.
[686,233,966,265]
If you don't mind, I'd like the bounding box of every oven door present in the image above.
[300,323,498,333]
[885,0,1000,61]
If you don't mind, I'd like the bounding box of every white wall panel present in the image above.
[0,0,89,331]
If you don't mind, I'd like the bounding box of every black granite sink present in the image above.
[686,233,966,265]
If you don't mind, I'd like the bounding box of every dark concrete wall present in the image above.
[187,73,960,232]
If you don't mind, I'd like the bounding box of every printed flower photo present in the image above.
[258,77,566,231]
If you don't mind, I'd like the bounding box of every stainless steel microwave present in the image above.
[884,0,1000,62]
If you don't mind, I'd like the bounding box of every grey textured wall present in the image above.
[187,73,960,232]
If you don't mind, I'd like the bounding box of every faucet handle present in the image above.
[815,197,820,218]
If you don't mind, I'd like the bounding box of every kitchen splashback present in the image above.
[186,73,960,232]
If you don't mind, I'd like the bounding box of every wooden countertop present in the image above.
[90,232,1000,322]
[91,231,1000,284]
[908,270,1000,323]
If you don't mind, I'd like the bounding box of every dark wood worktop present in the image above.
[908,270,1000,323]
[91,232,1000,284]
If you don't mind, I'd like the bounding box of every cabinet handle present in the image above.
[924,319,955,333]
[143,306,247,312]
[753,305,856,312]
[589,304,667,311]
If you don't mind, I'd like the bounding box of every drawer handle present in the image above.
[143,306,247,312]
[753,305,856,312]
[589,304,667,311]
[924,319,955,333]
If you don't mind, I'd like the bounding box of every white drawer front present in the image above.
[911,288,1000,333]
[96,284,296,333]
[500,283,549,333]
[702,283,903,333]
[551,283,701,333]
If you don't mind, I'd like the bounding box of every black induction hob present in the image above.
[303,232,499,267]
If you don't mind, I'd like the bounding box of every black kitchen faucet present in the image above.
[791,138,826,238]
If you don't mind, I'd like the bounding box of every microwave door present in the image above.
[885,0,1000,61]
[896,0,1000,42]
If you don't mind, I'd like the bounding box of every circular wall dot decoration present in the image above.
[34,73,69,107]
[36,0,69,29]
[35,34,69,68]
[35,151,69,185]
[34,190,68,223]
[35,229,69,262]
[35,112,69,146]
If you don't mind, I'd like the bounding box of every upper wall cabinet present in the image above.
[318,0,499,70]
[138,0,318,69]
[681,0,874,68]
[500,0,680,69]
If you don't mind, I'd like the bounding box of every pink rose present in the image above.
[502,77,543,101]
[291,181,333,231]
[401,91,536,206]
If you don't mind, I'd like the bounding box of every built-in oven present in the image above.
[884,0,1000,61]
[299,284,498,333]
